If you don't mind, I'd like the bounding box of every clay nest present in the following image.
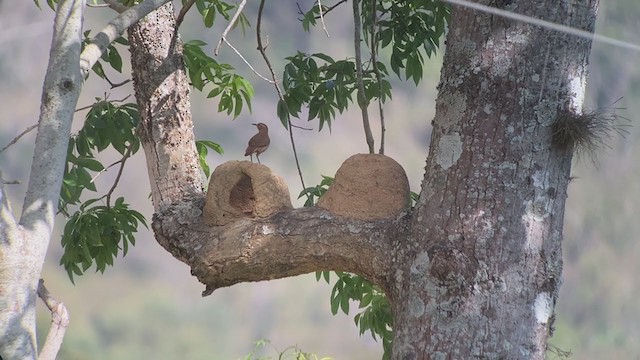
[203,161,292,226]
[317,154,410,220]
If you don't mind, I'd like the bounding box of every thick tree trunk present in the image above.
[128,2,203,212]
[0,0,83,358]
[390,1,599,358]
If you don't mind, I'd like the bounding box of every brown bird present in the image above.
[244,123,270,164]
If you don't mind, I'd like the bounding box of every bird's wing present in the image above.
[248,134,270,148]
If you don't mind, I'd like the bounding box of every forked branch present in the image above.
[37,280,69,360]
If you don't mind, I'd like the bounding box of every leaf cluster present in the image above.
[60,100,146,282]
[194,0,250,31]
[241,339,332,360]
[298,175,334,207]
[61,197,146,283]
[277,53,391,130]
[291,0,449,132]
[365,0,450,84]
[183,40,255,118]
[195,139,224,178]
[318,271,393,359]
[61,101,140,212]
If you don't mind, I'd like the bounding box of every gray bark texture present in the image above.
[0,0,84,358]
[121,0,599,359]
[392,1,598,358]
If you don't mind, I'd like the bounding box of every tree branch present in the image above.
[1,0,83,357]
[37,279,69,360]
[0,171,18,241]
[220,39,274,83]
[0,123,38,153]
[256,0,307,192]
[296,0,347,20]
[80,0,172,77]
[214,0,248,56]
[175,0,196,30]
[370,0,385,154]
[105,146,132,207]
[353,0,374,153]
[153,202,405,296]
[317,0,330,37]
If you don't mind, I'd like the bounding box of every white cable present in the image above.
[443,0,640,52]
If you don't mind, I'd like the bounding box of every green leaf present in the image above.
[204,7,215,28]
[91,61,106,79]
[74,157,104,172]
[107,46,123,72]
[312,53,335,64]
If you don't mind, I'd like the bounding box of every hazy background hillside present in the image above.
[0,1,638,359]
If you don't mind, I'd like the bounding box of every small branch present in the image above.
[223,39,274,83]
[105,76,132,89]
[297,0,347,20]
[211,0,272,83]
[257,0,307,192]
[370,0,385,154]
[105,146,132,207]
[90,156,127,184]
[317,0,330,37]
[175,0,196,30]
[214,0,248,55]
[80,0,172,77]
[290,124,313,131]
[75,95,131,113]
[37,279,69,360]
[353,0,374,153]
[0,123,38,154]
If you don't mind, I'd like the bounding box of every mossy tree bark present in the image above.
[130,1,599,359]
[391,1,598,357]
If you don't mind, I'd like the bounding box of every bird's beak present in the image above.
[251,123,258,126]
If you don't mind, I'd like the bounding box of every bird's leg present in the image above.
[250,154,254,163]
[257,154,261,164]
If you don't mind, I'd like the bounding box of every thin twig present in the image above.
[106,77,132,89]
[317,0,330,37]
[105,146,132,207]
[223,39,274,83]
[90,157,127,184]
[175,0,196,30]
[75,95,131,113]
[370,0,385,154]
[257,0,307,193]
[0,123,38,153]
[290,124,313,130]
[37,279,69,360]
[353,0,374,153]
[214,0,248,56]
[296,0,347,20]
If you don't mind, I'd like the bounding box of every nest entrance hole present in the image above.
[229,173,255,215]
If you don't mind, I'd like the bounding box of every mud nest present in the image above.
[317,154,410,220]
[203,161,292,226]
